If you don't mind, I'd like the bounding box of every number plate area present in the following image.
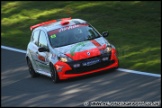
[82,58,101,66]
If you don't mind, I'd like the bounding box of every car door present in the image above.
[29,30,40,71]
[35,30,50,73]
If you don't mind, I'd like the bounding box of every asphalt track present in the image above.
[1,49,161,107]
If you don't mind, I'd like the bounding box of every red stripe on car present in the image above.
[91,40,107,50]
[91,40,101,47]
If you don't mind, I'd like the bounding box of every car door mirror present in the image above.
[38,47,49,52]
[102,31,109,37]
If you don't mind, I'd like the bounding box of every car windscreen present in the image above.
[48,24,101,47]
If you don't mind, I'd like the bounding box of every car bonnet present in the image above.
[55,37,110,61]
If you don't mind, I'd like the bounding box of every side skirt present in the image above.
[36,70,51,77]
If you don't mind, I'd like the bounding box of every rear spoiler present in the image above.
[30,17,71,31]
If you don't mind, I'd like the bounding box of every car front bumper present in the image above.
[54,48,119,80]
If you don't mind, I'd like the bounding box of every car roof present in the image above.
[30,18,87,32]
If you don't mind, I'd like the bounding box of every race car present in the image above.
[26,17,119,83]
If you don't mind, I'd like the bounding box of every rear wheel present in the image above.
[50,64,60,83]
[27,58,39,77]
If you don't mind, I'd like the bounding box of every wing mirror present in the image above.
[102,31,109,37]
[38,47,49,52]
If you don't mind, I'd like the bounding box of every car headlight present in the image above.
[100,45,112,54]
[58,55,72,62]
[106,47,112,52]
[100,46,112,54]
[60,57,68,62]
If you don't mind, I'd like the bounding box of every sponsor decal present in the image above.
[38,55,45,62]
[70,41,88,56]
[50,34,56,38]
[48,24,88,35]
[59,25,79,32]
[82,59,100,66]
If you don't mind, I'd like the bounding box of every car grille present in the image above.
[66,54,115,74]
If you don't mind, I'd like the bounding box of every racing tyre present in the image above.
[50,64,60,83]
[27,58,39,78]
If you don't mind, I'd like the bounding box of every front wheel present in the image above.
[50,64,60,83]
[27,58,39,78]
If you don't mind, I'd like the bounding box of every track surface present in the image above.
[1,49,161,107]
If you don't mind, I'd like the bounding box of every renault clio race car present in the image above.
[26,17,119,83]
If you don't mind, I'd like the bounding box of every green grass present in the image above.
[1,1,161,74]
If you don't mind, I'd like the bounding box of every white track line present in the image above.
[1,45,161,77]
[1,45,26,53]
[118,68,161,77]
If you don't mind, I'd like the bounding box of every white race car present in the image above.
[26,17,119,83]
